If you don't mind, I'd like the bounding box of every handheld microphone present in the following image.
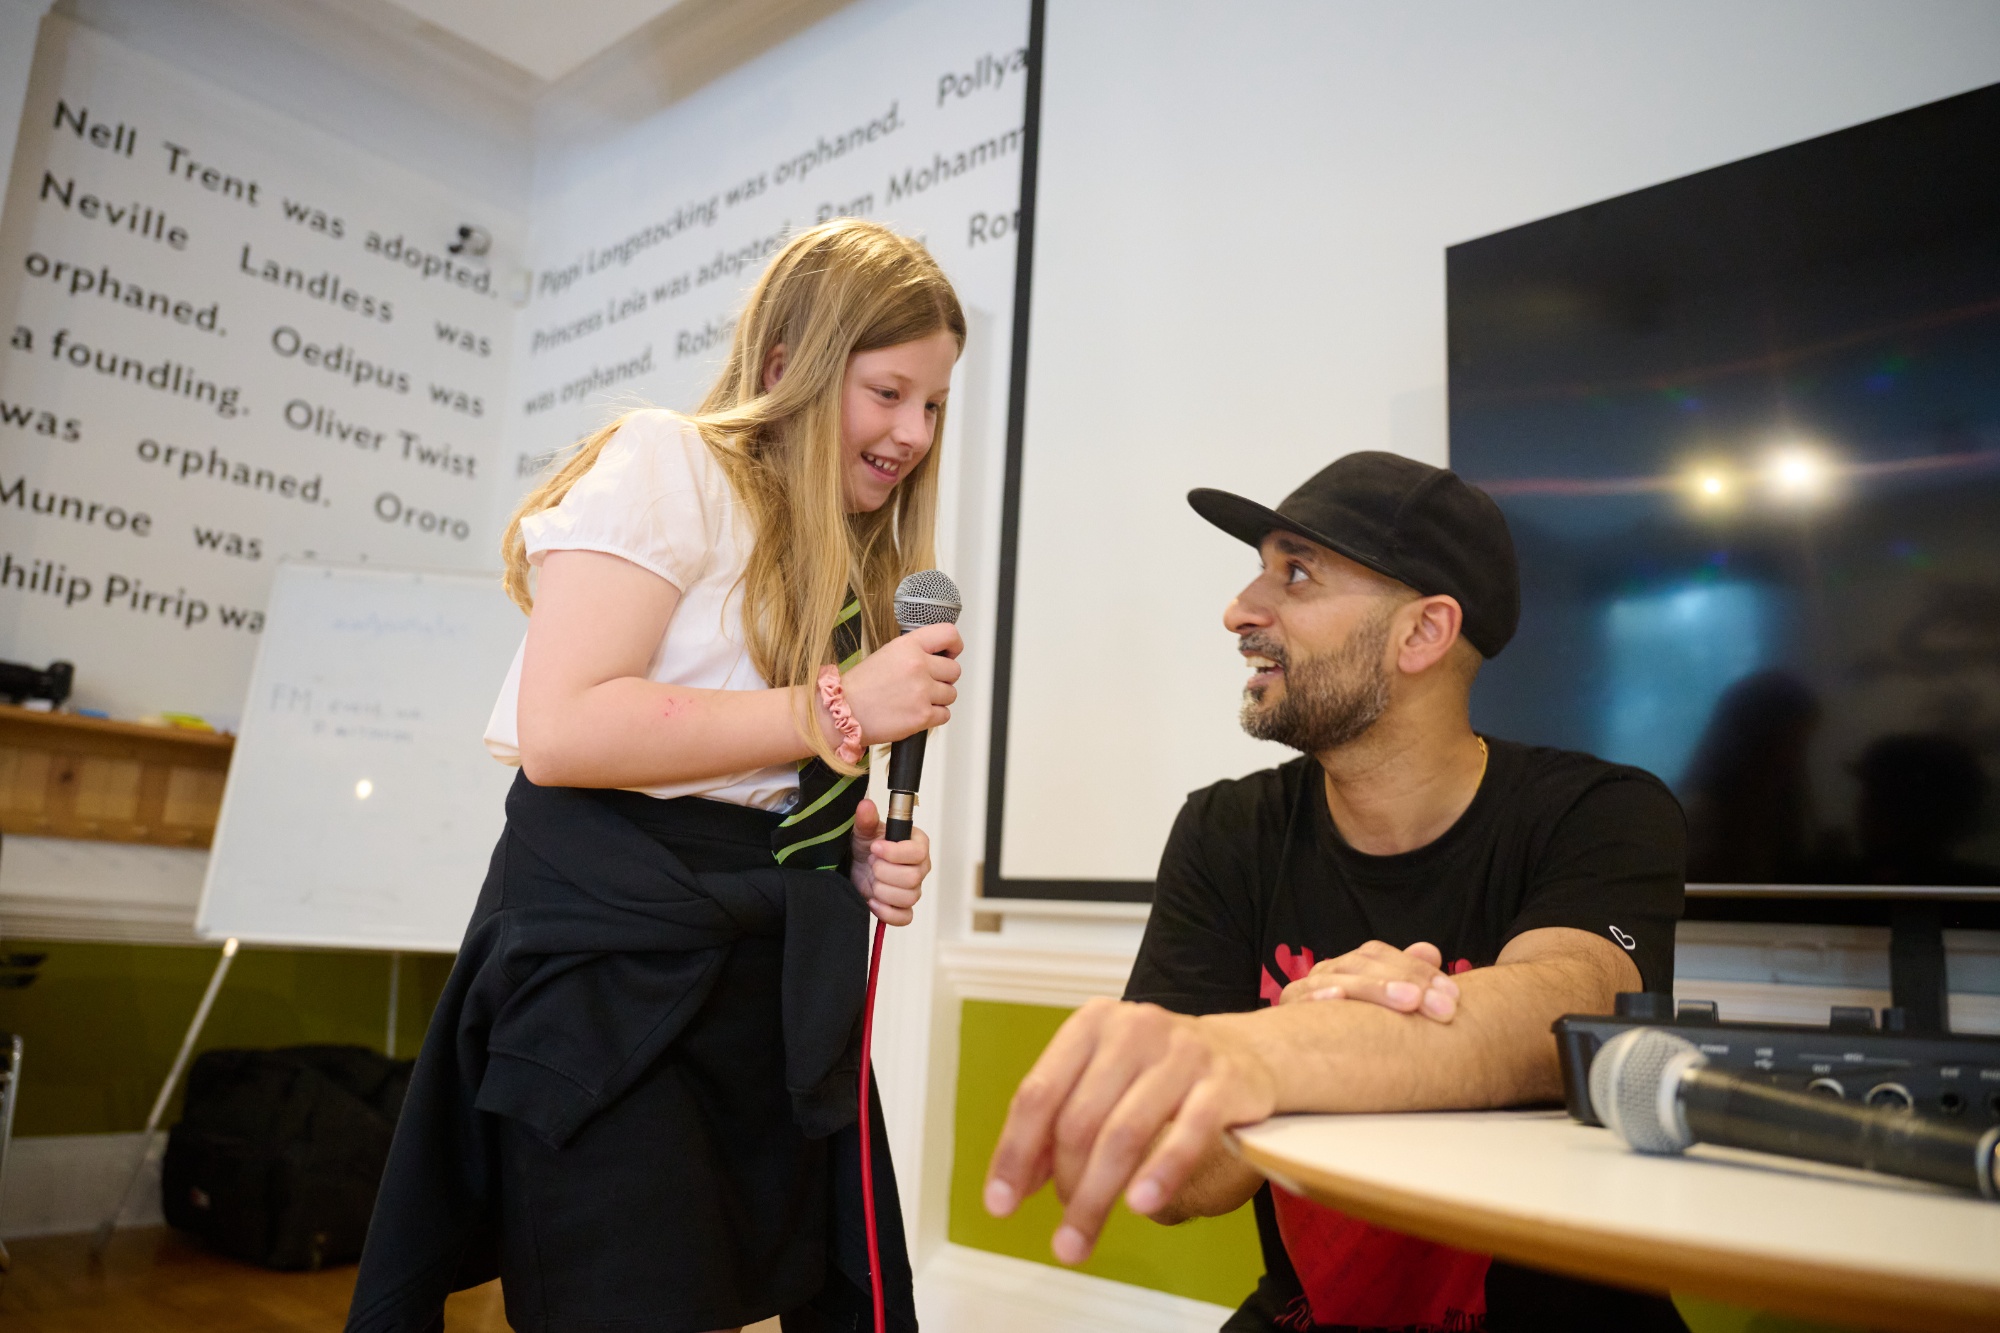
[1591,1026,2000,1198]
[884,569,961,842]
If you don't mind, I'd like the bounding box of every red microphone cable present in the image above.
[858,916,888,1333]
[861,568,959,1333]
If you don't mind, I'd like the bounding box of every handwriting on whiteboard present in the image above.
[266,682,423,741]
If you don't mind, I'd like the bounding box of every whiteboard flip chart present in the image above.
[197,562,525,951]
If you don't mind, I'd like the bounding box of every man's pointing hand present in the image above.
[981,997,1277,1264]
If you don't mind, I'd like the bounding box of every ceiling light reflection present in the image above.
[1767,445,1831,501]
[1683,461,1738,509]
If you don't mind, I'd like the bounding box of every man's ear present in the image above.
[1395,596,1465,676]
[761,343,788,392]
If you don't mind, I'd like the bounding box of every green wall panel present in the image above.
[0,939,452,1136]
[1673,1296,1859,1333]
[948,998,1265,1310]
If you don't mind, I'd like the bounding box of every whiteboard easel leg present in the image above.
[90,938,239,1260]
[386,952,401,1059]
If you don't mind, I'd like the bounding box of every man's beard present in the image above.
[1239,609,1394,754]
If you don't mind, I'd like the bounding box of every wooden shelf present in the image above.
[0,704,234,848]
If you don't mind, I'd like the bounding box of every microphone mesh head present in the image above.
[894,569,962,631]
[1590,1026,1703,1155]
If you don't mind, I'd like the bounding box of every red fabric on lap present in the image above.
[1270,1187,1489,1330]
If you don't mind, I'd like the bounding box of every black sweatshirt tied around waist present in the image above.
[345,774,886,1333]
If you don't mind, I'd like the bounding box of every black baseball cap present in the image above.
[1188,451,1521,658]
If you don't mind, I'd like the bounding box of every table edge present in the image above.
[1232,1124,2000,1333]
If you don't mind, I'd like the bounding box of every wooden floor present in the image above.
[0,1228,508,1332]
[0,1228,782,1331]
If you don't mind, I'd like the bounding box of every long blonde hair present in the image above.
[502,219,966,770]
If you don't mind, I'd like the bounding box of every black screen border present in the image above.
[980,0,1153,902]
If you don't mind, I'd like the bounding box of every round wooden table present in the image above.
[1232,1109,2000,1332]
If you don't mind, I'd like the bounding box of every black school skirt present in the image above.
[491,791,832,1333]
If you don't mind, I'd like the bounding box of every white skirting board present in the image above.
[916,1243,1235,1333]
[0,836,206,944]
[0,1131,164,1238]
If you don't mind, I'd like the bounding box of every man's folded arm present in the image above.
[1149,925,1638,1223]
[1218,925,1637,1114]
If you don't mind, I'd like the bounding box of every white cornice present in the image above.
[937,941,1135,1009]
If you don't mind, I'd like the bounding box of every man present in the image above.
[983,453,1687,1331]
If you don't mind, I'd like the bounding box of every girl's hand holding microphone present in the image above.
[823,621,962,925]
[839,622,963,741]
[847,800,928,925]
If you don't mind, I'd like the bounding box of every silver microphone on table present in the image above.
[884,570,961,842]
[1590,1026,2000,1198]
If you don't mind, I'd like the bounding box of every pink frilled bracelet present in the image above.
[816,664,866,766]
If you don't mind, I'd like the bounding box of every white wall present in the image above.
[999,0,2000,883]
[510,0,1029,486]
[0,0,54,227]
[0,3,529,949]
[0,16,521,725]
[53,0,534,213]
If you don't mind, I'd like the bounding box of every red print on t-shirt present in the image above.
[1260,943,1316,1005]
[1260,944,1490,1330]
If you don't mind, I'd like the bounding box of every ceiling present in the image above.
[377,0,689,82]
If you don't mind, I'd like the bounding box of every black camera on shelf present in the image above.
[0,658,73,707]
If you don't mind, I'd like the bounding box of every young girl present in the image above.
[347,220,964,1333]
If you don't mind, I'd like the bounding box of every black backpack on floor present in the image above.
[162,1045,413,1270]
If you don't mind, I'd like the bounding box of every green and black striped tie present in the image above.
[772,592,868,872]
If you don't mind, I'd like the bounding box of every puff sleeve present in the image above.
[516,411,721,592]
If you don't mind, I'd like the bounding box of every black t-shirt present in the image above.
[1124,737,1688,1333]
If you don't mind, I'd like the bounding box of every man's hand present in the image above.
[983,928,1641,1266]
[848,798,927,925]
[1278,939,1460,1021]
[982,998,1276,1264]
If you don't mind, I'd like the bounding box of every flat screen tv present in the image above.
[1449,83,2000,892]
